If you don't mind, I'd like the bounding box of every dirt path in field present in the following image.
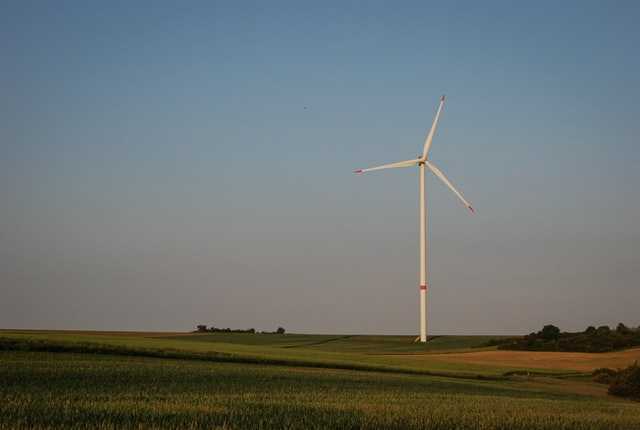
[424,348,640,372]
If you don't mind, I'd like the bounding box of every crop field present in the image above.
[1,330,639,429]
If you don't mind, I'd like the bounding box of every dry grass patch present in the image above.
[426,348,640,372]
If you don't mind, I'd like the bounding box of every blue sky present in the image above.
[1,1,639,333]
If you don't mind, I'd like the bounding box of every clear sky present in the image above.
[1,1,639,334]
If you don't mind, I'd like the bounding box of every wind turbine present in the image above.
[354,95,474,343]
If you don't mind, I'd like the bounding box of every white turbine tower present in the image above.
[354,95,474,343]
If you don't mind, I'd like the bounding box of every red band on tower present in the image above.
[419,284,427,291]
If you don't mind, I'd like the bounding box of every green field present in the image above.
[1,330,639,429]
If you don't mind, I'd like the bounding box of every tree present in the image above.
[597,325,611,336]
[196,325,208,332]
[585,326,597,335]
[276,327,286,335]
[540,324,560,341]
[616,323,630,334]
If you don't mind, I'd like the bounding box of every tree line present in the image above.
[194,325,286,335]
[491,323,640,352]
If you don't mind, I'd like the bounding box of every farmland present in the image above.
[1,330,639,429]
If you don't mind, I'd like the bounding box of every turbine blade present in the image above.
[421,95,446,160]
[424,160,474,213]
[354,159,419,174]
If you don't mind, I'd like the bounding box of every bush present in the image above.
[609,362,640,400]
[592,367,618,384]
[482,337,515,347]
[276,327,286,335]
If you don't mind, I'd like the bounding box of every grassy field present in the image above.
[161,333,503,353]
[1,330,639,429]
[0,330,523,377]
